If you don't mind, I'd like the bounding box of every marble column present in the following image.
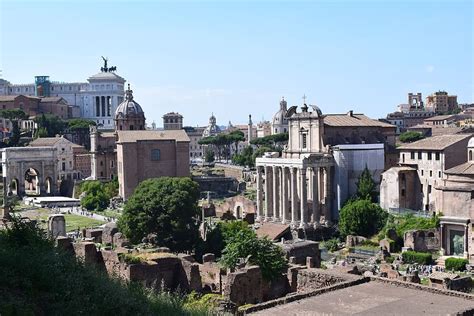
[272,166,280,221]
[290,167,298,224]
[324,167,332,224]
[464,224,469,258]
[256,166,263,221]
[300,167,308,228]
[264,166,273,220]
[281,167,289,223]
[312,167,320,225]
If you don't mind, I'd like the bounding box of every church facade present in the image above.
[91,85,190,199]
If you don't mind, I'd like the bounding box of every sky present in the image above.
[1,0,473,127]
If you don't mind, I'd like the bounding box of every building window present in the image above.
[470,150,472,161]
[100,161,103,166]
[436,152,440,160]
[430,170,432,177]
[421,170,424,176]
[302,134,307,149]
[401,189,405,197]
[62,162,66,171]
[428,152,432,160]
[151,149,161,161]
[411,152,415,160]
[402,154,405,163]
[438,171,441,178]
[418,152,422,159]
[428,185,432,194]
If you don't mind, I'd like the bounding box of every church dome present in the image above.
[202,113,221,137]
[115,84,144,118]
[271,98,289,134]
[468,137,474,148]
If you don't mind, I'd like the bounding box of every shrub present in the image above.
[119,253,143,265]
[339,199,388,238]
[445,258,469,272]
[402,251,432,265]
[385,256,395,264]
[0,218,208,315]
[399,131,424,143]
[323,238,340,252]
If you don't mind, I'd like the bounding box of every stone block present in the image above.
[306,256,315,268]
[113,232,131,248]
[74,242,99,265]
[48,214,66,238]
[102,222,118,245]
[203,253,216,263]
[56,236,73,252]
[85,228,103,243]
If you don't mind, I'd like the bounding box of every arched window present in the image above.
[469,150,472,161]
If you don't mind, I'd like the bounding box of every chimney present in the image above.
[347,110,353,117]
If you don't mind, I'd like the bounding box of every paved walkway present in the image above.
[253,282,474,315]
[53,206,114,223]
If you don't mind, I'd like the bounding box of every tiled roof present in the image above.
[0,95,39,102]
[324,114,394,128]
[29,136,78,147]
[424,115,456,121]
[117,130,190,143]
[431,126,474,136]
[40,97,66,103]
[398,134,472,151]
[445,162,474,175]
[255,223,290,241]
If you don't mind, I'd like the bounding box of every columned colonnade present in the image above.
[256,162,333,228]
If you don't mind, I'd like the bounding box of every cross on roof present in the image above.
[302,94,307,104]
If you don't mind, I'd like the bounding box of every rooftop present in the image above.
[117,130,190,143]
[398,134,472,151]
[29,136,78,147]
[324,113,394,128]
[445,161,474,175]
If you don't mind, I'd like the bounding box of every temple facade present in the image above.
[256,103,334,228]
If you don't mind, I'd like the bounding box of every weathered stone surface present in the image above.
[48,214,66,238]
[404,229,440,252]
[345,235,367,248]
[56,236,73,252]
[202,253,215,263]
[85,228,103,243]
[280,240,320,267]
[102,222,118,245]
[113,232,131,248]
[74,242,99,265]
[224,265,263,306]
[296,268,362,293]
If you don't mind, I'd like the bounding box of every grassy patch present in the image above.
[63,214,105,232]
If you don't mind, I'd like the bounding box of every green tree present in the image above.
[204,149,215,163]
[338,199,388,238]
[118,177,200,251]
[232,146,254,167]
[220,227,288,281]
[80,181,109,212]
[34,114,67,138]
[228,130,245,154]
[399,131,424,143]
[356,166,377,202]
[67,118,96,130]
[0,109,28,146]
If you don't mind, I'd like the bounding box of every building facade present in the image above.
[163,112,183,130]
[380,134,472,212]
[434,138,474,262]
[116,130,190,199]
[425,91,458,114]
[0,58,126,129]
[184,126,206,160]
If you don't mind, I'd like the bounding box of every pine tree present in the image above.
[356,166,377,202]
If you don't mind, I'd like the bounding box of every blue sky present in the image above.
[1,0,473,127]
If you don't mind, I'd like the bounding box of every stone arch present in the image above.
[418,231,425,239]
[24,168,40,196]
[427,231,435,238]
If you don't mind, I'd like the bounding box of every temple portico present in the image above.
[256,154,334,228]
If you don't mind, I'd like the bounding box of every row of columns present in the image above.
[95,96,112,117]
[256,165,332,228]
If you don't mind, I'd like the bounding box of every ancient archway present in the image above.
[24,168,40,196]
[235,205,242,219]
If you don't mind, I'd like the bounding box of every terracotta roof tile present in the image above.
[398,134,472,151]
[323,114,394,128]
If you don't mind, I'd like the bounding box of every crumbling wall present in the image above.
[404,229,440,252]
[224,266,263,306]
[296,268,361,293]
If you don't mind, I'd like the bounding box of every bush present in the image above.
[445,258,469,272]
[323,238,340,252]
[402,251,432,265]
[0,218,208,315]
[339,199,388,238]
[399,131,424,143]
[220,228,288,281]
